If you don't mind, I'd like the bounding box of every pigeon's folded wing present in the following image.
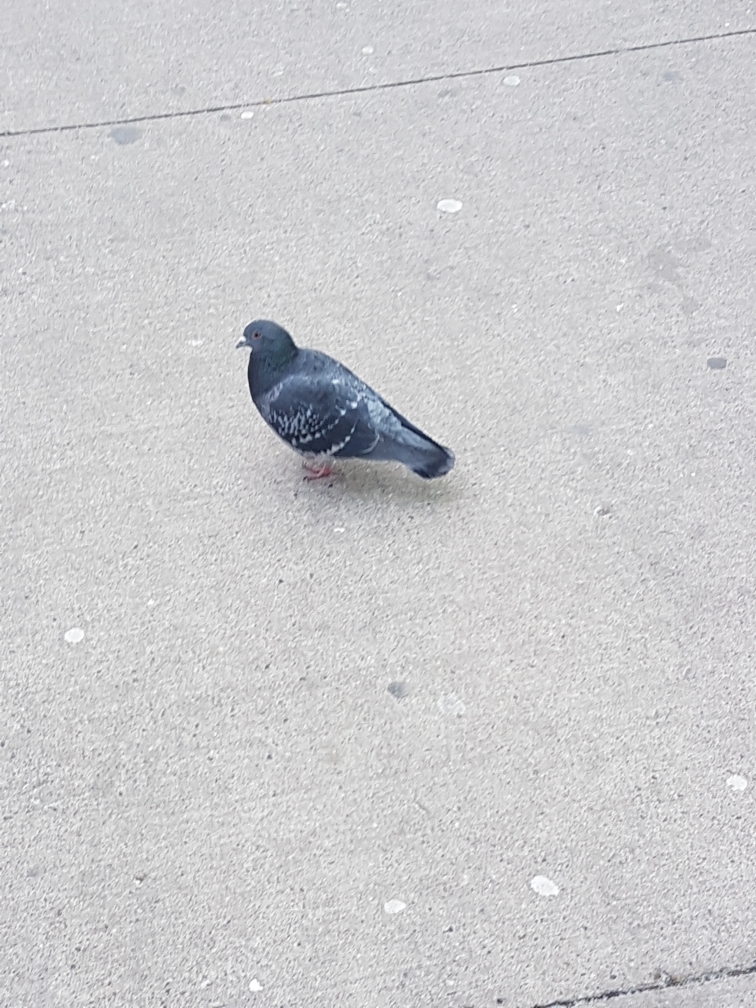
[258,372,382,458]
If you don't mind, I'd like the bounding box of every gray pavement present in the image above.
[1,3,755,1007]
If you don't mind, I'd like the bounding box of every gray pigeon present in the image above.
[236,320,454,480]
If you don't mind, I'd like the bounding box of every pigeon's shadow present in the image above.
[302,460,461,504]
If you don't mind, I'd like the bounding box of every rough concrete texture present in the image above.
[1,1,753,133]
[1,3,755,1008]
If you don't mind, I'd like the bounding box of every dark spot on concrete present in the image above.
[388,681,410,699]
[110,126,142,146]
[219,113,232,122]
[707,357,727,370]
[681,295,701,316]
[26,865,41,878]
[662,70,681,82]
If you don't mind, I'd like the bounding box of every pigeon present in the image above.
[236,320,454,480]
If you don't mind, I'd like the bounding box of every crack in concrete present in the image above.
[528,959,756,1007]
[1,27,754,139]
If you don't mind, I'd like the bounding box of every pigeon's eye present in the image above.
[253,332,261,339]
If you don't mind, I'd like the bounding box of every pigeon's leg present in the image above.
[302,459,334,480]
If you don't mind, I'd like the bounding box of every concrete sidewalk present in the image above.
[2,2,755,1006]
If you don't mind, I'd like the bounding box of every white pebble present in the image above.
[362,46,374,54]
[384,899,406,914]
[727,775,748,791]
[530,875,559,896]
[240,110,254,119]
[438,693,466,716]
[64,628,84,644]
[248,979,263,992]
[437,199,462,213]
[504,75,521,86]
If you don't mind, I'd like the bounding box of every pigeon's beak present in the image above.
[235,336,250,349]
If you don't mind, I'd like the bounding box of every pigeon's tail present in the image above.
[401,434,455,479]
[378,416,455,479]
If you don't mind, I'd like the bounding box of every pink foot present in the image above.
[302,460,334,481]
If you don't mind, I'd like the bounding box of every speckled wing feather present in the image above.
[256,354,387,459]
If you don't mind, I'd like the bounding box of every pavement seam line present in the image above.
[0,27,754,139]
[528,959,756,1007]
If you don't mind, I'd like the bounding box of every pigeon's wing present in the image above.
[258,368,383,458]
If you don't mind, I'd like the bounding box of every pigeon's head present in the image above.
[236,319,297,358]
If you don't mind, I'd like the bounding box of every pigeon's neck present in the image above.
[249,341,298,398]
